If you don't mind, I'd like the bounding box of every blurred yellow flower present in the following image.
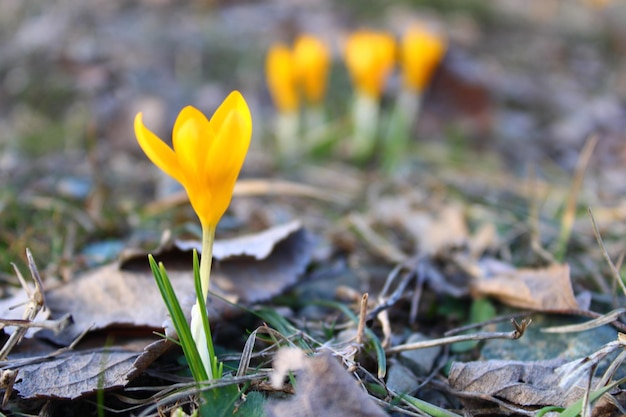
[134,91,252,228]
[293,34,330,105]
[344,30,396,99]
[401,26,446,92]
[266,44,299,112]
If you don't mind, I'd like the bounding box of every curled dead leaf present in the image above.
[0,221,313,346]
[266,348,388,417]
[470,261,580,311]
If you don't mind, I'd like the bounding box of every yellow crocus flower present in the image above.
[134,90,252,228]
[293,34,330,105]
[344,30,396,99]
[401,26,446,93]
[266,43,299,113]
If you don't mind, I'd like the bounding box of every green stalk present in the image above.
[149,255,208,382]
[191,223,217,378]
[274,111,300,160]
[200,224,215,301]
[193,249,222,380]
[382,90,421,174]
[350,92,379,163]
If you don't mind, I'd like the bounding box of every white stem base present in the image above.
[350,94,380,161]
[190,302,212,378]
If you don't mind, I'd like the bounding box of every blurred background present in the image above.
[0,0,625,271]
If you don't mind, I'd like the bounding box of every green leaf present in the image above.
[401,392,462,417]
[193,249,222,379]
[198,384,265,417]
[451,298,496,353]
[558,375,626,417]
[234,391,266,417]
[149,255,208,382]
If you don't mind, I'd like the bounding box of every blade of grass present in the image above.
[558,375,626,417]
[149,255,208,382]
[193,249,221,380]
[399,392,462,417]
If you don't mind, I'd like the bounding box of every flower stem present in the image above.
[190,223,216,378]
[382,90,421,174]
[275,110,300,161]
[350,92,380,163]
[200,223,215,301]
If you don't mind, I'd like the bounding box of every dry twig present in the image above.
[386,318,531,354]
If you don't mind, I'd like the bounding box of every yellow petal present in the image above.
[266,44,299,112]
[345,30,396,98]
[136,92,252,229]
[173,106,211,180]
[401,26,446,92]
[134,113,184,184]
[209,90,251,137]
[293,35,330,104]
[200,111,251,226]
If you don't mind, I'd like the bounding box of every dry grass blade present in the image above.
[598,349,626,387]
[0,249,49,360]
[556,338,625,391]
[588,207,626,297]
[386,318,531,353]
[554,134,598,260]
[237,325,291,378]
[348,213,408,263]
[542,308,626,333]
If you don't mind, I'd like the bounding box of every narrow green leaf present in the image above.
[193,249,221,379]
[149,254,208,382]
[558,375,626,417]
[401,393,462,417]
[198,384,242,417]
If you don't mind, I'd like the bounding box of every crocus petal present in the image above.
[401,27,446,92]
[134,113,184,184]
[209,91,252,137]
[173,106,211,180]
[135,91,252,229]
[201,111,251,226]
[293,35,330,104]
[345,30,396,99]
[209,112,252,186]
[265,45,299,112]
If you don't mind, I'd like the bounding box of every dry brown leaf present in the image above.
[8,338,169,400]
[0,221,313,345]
[373,197,469,255]
[176,220,304,261]
[177,220,313,302]
[266,348,388,417]
[470,262,580,311]
[449,359,587,409]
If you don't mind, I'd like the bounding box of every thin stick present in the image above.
[0,314,70,333]
[355,293,368,345]
[386,318,531,354]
